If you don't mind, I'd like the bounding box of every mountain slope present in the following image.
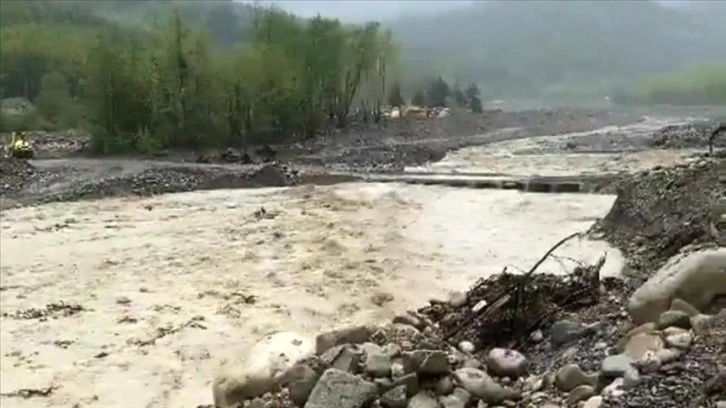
[388,0,726,97]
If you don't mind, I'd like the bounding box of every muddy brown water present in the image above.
[0,116,705,408]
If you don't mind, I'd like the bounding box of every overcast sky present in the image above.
[238,1,693,22]
[238,1,475,21]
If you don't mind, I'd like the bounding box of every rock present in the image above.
[622,366,641,389]
[363,343,392,378]
[583,396,603,408]
[486,348,528,379]
[555,364,596,391]
[458,341,475,354]
[403,350,450,375]
[384,344,402,358]
[375,378,394,393]
[530,330,544,343]
[600,354,633,378]
[447,291,467,308]
[392,362,405,378]
[567,385,595,405]
[393,314,424,330]
[657,310,692,329]
[462,358,483,369]
[380,385,408,408]
[550,319,590,346]
[393,373,419,397]
[523,375,544,393]
[453,367,521,404]
[615,323,657,351]
[472,300,488,313]
[654,348,681,365]
[408,392,439,408]
[435,376,455,395]
[670,298,700,317]
[304,369,378,408]
[601,378,625,399]
[665,331,693,349]
[321,345,363,373]
[627,249,726,324]
[316,325,373,355]
[634,350,661,374]
[285,365,320,407]
[704,371,726,396]
[623,333,664,360]
[716,401,726,408]
[213,332,315,407]
[691,313,718,335]
[439,388,471,408]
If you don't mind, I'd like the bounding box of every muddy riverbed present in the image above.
[0,184,623,408]
[0,112,720,408]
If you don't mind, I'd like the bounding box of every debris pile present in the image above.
[2,163,301,208]
[652,122,726,150]
[209,156,726,408]
[421,235,604,350]
[593,157,723,283]
[0,156,37,195]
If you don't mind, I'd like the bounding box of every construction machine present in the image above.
[6,131,34,159]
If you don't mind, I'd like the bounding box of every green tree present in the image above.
[36,71,73,124]
[426,76,450,107]
[452,84,467,107]
[465,83,483,113]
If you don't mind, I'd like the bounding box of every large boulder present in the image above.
[628,249,726,324]
[213,331,315,408]
[304,369,378,408]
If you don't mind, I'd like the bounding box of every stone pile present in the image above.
[210,246,725,408]
[593,156,722,284]
[1,162,300,208]
[651,122,726,150]
[0,156,38,195]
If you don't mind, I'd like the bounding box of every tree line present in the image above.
[1,3,489,154]
[1,5,399,153]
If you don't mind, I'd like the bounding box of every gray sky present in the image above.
[237,0,694,22]
[237,1,475,21]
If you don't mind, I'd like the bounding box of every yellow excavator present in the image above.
[6,131,34,159]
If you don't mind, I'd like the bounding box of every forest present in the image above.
[1,0,725,154]
[0,1,416,153]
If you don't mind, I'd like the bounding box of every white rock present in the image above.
[665,331,693,349]
[459,341,475,354]
[212,331,314,407]
[583,396,604,408]
[602,378,626,399]
[628,249,726,324]
[486,348,528,379]
[472,300,488,313]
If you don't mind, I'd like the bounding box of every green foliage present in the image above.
[464,83,483,113]
[426,76,450,107]
[452,85,468,108]
[616,63,726,106]
[0,2,399,154]
[0,110,40,133]
[36,71,74,124]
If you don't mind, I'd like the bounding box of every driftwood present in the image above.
[420,232,605,349]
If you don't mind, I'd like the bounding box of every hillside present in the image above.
[388,0,726,98]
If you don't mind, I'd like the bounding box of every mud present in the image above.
[0,183,622,408]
